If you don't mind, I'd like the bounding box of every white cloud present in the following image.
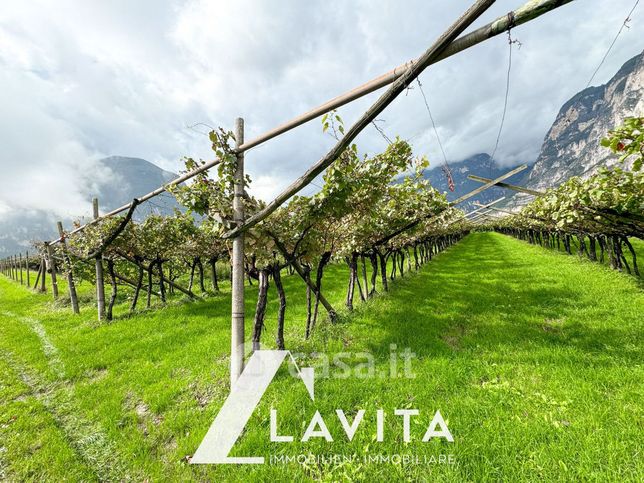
[0,0,642,224]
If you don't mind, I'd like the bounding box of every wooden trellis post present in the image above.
[45,242,59,299]
[26,250,30,287]
[33,259,41,290]
[230,117,245,385]
[39,256,46,292]
[57,222,80,314]
[19,254,23,284]
[93,198,106,320]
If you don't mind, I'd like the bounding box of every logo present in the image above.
[191,350,452,465]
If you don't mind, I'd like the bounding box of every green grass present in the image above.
[0,232,642,481]
[526,233,644,273]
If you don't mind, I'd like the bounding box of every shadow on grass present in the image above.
[331,233,641,365]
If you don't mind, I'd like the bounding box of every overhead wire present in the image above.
[371,119,393,145]
[490,21,521,169]
[416,76,455,191]
[585,0,640,88]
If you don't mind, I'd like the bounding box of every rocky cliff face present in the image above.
[520,50,643,192]
[424,52,643,213]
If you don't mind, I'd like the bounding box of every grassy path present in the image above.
[0,232,642,481]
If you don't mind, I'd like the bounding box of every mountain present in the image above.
[2,53,642,254]
[417,52,643,213]
[422,153,531,211]
[511,50,644,205]
[93,156,181,217]
[0,210,61,257]
[0,157,180,256]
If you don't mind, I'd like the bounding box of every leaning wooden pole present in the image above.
[225,0,496,238]
[467,174,545,196]
[444,197,507,227]
[33,259,41,291]
[45,0,573,246]
[45,242,59,298]
[374,166,527,246]
[237,0,575,152]
[93,198,106,320]
[230,117,245,385]
[57,222,80,314]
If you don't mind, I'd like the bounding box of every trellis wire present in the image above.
[586,0,640,88]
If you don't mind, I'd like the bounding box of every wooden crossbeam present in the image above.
[374,166,526,246]
[475,205,517,216]
[225,0,496,239]
[465,197,506,216]
[449,165,527,206]
[468,210,490,222]
[237,0,575,153]
[470,211,497,222]
[467,174,544,196]
[444,197,506,227]
[45,0,573,247]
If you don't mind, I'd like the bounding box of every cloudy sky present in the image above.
[0,0,642,220]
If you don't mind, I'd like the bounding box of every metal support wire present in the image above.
[416,77,455,191]
[586,0,640,88]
